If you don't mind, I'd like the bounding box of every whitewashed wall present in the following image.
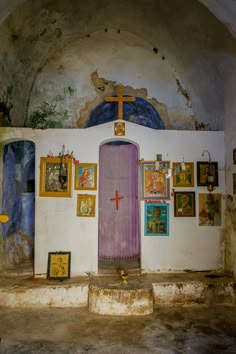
[0,125,225,276]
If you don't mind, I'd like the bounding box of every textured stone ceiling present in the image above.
[1,0,236,130]
[200,0,236,38]
[1,0,236,38]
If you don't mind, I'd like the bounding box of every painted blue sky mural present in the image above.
[87,97,164,129]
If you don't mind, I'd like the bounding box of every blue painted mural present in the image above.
[2,141,35,266]
[87,97,165,129]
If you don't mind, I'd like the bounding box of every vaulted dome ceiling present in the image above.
[0,0,236,131]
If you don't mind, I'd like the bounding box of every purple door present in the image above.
[98,142,140,266]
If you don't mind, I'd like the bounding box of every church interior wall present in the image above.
[0,0,236,276]
[0,125,225,276]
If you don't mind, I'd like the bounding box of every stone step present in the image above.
[88,282,154,316]
[0,274,235,311]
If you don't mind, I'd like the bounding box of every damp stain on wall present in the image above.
[222,194,236,274]
[0,84,13,127]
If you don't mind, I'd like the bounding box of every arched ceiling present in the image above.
[0,0,236,130]
[199,0,236,38]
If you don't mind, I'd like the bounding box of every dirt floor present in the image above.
[0,305,235,354]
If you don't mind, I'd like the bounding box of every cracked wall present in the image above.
[27,30,195,130]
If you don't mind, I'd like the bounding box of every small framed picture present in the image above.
[77,194,96,217]
[173,162,194,187]
[74,163,97,190]
[114,122,125,136]
[233,173,236,194]
[174,191,196,217]
[197,161,218,187]
[141,161,170,200]
[40,157,72,197]
[47,251,71,280]
[199,193,222,226]
[145,203,169,236]
[233,148,236,164]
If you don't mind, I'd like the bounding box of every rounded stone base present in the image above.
[88,282,154,316]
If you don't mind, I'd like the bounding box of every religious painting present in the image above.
[39,157,72,197]
[74,163,97,190]
[77,194,96,217]
[114,121,125,136]
[233,173,236,194]
[172,162,194,187]
[199,193,222,226]
[233,148,236,164]
[145,203,169,236]
[174,191,195,217]
[47,251,71,280]
[197,161,218,187]
[141,161,170,200]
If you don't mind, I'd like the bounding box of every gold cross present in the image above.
[105,84,135,119]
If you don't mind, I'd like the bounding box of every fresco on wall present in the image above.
[87,97,164,129]
[2,141,35,268]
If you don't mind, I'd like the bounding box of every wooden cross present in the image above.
[105,84,135,119]
[0,214,9,223]
[110,190,124,210]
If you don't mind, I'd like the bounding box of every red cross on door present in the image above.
[110,190,124,210]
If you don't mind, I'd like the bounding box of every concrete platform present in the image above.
[0,271,235,314]
[88,282,154,315]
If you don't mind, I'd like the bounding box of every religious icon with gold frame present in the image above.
[77,194,96,217]
[40,157,72,197]
[74,163,97,190]
[47,251,71,280]
[141,161,170,200]
[114,121,125,136]
[174,191,196,217]
[172,162,194,187]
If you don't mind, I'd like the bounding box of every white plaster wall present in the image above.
[0,125,225,276]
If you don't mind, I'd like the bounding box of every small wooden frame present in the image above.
[233,148,236,164]
[74,163,97,190]
[47,251,71,280]
[77,194,96,217]
[40,157,72,197]
[197,161,218,187]
[172,162,194,187]
[174,191,196,217]
[233,173,236,194]
[145,203,169,236]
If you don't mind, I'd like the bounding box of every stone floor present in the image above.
[0,305,236,353]
[0,266,235,353]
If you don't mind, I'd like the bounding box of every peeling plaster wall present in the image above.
[1,0,236,275]
[0,0,236,129]
[222,57,236,275]
[27,30,194,130]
